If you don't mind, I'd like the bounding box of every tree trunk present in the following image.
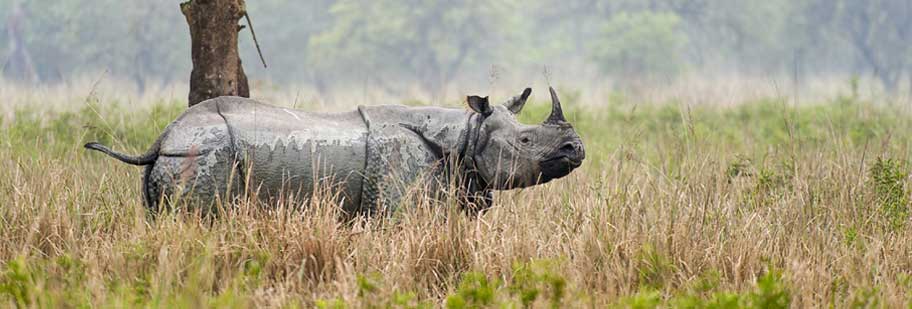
[181,0,249,107]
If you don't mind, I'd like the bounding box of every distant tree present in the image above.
[2,2,38,83]
[2,0,910,97]
[0,0,189,86]
[307,0,519,100]
[590,12,687,82]
[832,0,912,93]
[238,0,335,87]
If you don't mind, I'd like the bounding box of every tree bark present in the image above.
[181,0,249,107]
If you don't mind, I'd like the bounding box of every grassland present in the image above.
[1,84,912,308]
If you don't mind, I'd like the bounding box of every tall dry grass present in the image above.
[1,80,911,307]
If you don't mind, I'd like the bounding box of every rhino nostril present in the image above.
[560,142,577,154]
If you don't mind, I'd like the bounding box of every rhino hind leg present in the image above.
[142,164,157,211]
[145,147,243,213]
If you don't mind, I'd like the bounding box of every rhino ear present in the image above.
[503,87,532,114]
[467,95,492,116]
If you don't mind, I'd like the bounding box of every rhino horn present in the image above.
[545,87,567,124]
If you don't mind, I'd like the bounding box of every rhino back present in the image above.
[215,98,369,211]
[159,98,234,156]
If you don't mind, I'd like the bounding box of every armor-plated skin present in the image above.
[221,100,369,210]
[85,88,586,215]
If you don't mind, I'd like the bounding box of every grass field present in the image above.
[1,84,912,307]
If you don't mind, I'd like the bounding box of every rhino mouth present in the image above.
[539,155,582,181]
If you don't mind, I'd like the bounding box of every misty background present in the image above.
[1,0,910,104]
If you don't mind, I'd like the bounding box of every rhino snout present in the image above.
[538,141,584,182]
[558,141,585,165]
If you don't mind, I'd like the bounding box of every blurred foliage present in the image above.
[307,0,521,96]
[591,12,687,80]
[0,0,188,87]
[2,98,183,157]
[1,0,911,93]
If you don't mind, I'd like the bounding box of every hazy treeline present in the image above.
[1,0,910,96]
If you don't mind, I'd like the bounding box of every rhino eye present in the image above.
[519,136,531,144]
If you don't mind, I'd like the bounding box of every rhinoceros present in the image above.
[85,87,585,215]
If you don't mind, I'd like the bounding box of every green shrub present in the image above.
[446,272,499,308]
[0,257,35,307]
[614,289,662,309]
[747,269,790,309]
[509,260,566,308]
[869,157,909,228]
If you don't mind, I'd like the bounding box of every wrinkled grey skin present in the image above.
[85,87,585,215]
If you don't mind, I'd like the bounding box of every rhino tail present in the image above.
[84,142,159,166]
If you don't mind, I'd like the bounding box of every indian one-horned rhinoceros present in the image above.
[85,87,585,215]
